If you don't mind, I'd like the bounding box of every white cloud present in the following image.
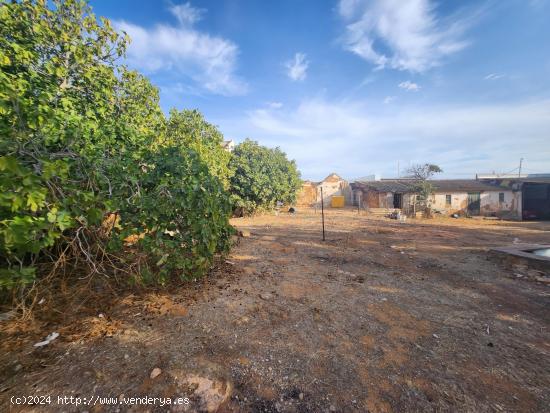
[484,73,505,80]
[114,3,247,96]
[337,0,474,72]
[398,81,420,91]
[285,53,309,81]
[169,2,204,26]
[267,101,284,109]
[225,98,550,180]
[384,96,396,104]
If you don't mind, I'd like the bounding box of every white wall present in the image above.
[317,181,342,204]
[430,190,518,216]
[317,180,351,205]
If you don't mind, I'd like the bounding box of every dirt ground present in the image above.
[1,208,549,412]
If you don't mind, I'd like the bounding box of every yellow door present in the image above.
[331,196,345,208]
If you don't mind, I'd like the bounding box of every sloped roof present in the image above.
[482,177,550,184]
[301,180,318,186]
[432,179,504,192]
[322,173,344,183]
[352,180,415,192]
[352,179,504,193]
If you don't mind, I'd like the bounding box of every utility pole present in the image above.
[320,187,325,241]
[518,158,523,178]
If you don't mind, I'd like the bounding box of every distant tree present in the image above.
[406,163,443,216]
[407,164,443,181]
[229,139,301,214]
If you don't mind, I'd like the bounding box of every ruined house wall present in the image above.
[364,190,379,208]
[359,190,413,210]
[352,189,362,206]
[431,193,468,213]
[341,183,352,205]
[430,191,518,216]
[354,185,522,217]
[296,183,318,207]
[318,179,351,206]
[380,193,393,208]
[481,191,514,214]
[317,181,342,205]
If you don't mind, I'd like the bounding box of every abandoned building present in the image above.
[296,172,549,220]
[296,173,351,207]
[350,179,521,218]
[296,180,318,207]
[477,174,550,220]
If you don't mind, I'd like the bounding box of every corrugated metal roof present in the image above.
[351,179,506,193]
[482,177,550,184]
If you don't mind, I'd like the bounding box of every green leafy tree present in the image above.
[229,139,301,214]
[0,0,234,293]
[163,109,232,188]
[0,0,127,288]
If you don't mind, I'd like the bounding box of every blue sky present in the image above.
[90,0,550,180]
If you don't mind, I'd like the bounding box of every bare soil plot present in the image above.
[1,209,549,412]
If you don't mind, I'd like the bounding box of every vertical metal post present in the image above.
[321,187,326,241]
[518,157,523,178]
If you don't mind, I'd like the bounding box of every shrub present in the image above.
[0,0,233,296]
[229,139,301,214]
[0,0,125,290]
[163,109,232,189]
[112,146,233,284]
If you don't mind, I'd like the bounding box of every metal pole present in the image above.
[321,187,326,241]
[518,158,523,178]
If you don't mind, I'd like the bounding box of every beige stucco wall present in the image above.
[318,180,351,206]
[430,190,519,216]
[378,192,415,210]
[354,187,522,218]
[296,182,318,206]
[355,189,413,210]
[380,193,390,208]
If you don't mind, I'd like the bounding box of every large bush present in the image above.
[112,147,232,284]
[229,139,301,214]
[0,0,233,294]
[164,109,232,189]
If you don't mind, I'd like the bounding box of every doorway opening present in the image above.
[467,192,481,215]
[393,193,403,209]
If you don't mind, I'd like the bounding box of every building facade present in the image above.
[351,179,520,218]
[296,173,351,207]
[477,175,550,220]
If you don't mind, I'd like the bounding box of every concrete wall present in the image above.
[352,189,362,206]
[364,190,378,208]
[353,187,521,218]
[353,189,413,210]
[430,190,519,217]
[318,180,351,206]
[296,182,318,207]
[354,189,412,210]
[381,193,393,208]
